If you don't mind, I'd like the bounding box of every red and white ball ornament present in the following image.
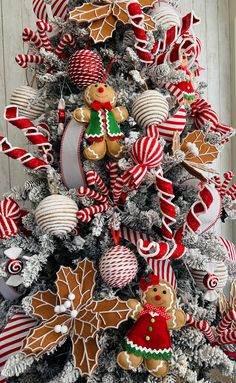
[67,49,105,88]
[99,245,138,288]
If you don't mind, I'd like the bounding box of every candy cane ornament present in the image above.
[77,203,109,223]
[78,187,109,204]
[0,136,49,170]
[220,171,234,198]
[54,34,76,56]
[106,162,119,194]
[15,54,45,68]
[216,311,236,335]
[4,105,53,163]
[22,28,42,48]
[156,170,177,241]
[186,314,215,343]
[86,171,109,196]
[36,19,53,51]
[127,1,153,63]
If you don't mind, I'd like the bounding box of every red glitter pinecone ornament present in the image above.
[67,49,105,88]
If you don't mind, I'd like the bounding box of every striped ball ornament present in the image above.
[157,105,186,143]
[99,245,138,288]
[35,195,78,236]
[132,90,169,130]
[216,236,236,262]
[67,49,105,88]
[10,86,45,120]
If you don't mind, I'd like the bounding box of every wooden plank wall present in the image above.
[0,0,234,239]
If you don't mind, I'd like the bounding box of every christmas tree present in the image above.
[0,1,236,382]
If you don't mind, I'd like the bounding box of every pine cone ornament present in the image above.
[67,49,105,88]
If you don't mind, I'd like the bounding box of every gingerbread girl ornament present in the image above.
[117,274,186,377]
[73,83,128,160]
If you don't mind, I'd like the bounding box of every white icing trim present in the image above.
[125,338,172,355]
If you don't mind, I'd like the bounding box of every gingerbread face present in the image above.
[142,281,176,311]
[84,83,117,107]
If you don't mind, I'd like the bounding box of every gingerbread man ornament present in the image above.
[117,274,186,377]
[73,83,128,161]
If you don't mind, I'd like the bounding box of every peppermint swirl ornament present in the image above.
[203,274,219,290]
[6,259,23,275]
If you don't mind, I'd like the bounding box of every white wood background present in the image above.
[0,0,234,240]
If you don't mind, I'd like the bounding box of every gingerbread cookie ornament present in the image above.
[23,259,130,377]
[73,83,128,160]
[117,274,186,378]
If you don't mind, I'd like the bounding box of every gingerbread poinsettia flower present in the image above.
[172,130,219,182]
[70,0,156,43]
[23,259,130,376]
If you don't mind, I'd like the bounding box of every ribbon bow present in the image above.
[92,101,113,112]
[0,197,21,240]
[140,303,171,320]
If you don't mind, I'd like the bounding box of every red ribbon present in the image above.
[92,101,113,112]
[0,198,21,240]
[140,303,171,320]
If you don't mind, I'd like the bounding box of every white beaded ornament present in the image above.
[99,245,138,288]
[132,90,169,130]
[10,85,45,120]
[151,2,181,30]
[67,49,104,88]
[35,195,78,236]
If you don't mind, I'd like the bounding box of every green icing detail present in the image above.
[148,326,153,332]
[146,277,151,282]
[183,92,196,101]
[122,339,172,360]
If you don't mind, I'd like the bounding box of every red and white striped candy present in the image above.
[54,34,76,56]
[186,314,215,343]
[162,82,184,104]
[0,311,37,382]
[22,28,42,48]
[67,50,105,88]
[77,187,108,204]
[216,236,236,262]
[15,54,45,68]
[119,226,151,245]
[106,162,119,195]
[122,137,163,190]
[99,245,138,288]
[155,106,186,143]
[36,19,53,51]
[32,0,69,22]
[217,329,236,346]
[77,203,109,223]
[86,171,109,196]
[137,239,186,261]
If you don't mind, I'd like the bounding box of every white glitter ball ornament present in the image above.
[132,90,169,130]
[35,195,78,236]
[67,49,105,88]
[99,245,138,288]
[151,2,181,30]
[10,85,45,120]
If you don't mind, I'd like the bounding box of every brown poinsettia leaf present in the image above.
[74,308,99,340]
[143,13,156,31]
[23,315,71,357]
[74,259,96,306]
[31,290,57,321]
[89,14,118,43]
[230,279,236,311]
[72,334,101,376]
[182,162,208,182]
[180,130,205,152]
[185,144,218,164]
[87,298,130,329]
[172,132,181,155]
[113,3,130,24]
[69,4,111,24]
[56,267,82,309]
[139,0,159,8]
